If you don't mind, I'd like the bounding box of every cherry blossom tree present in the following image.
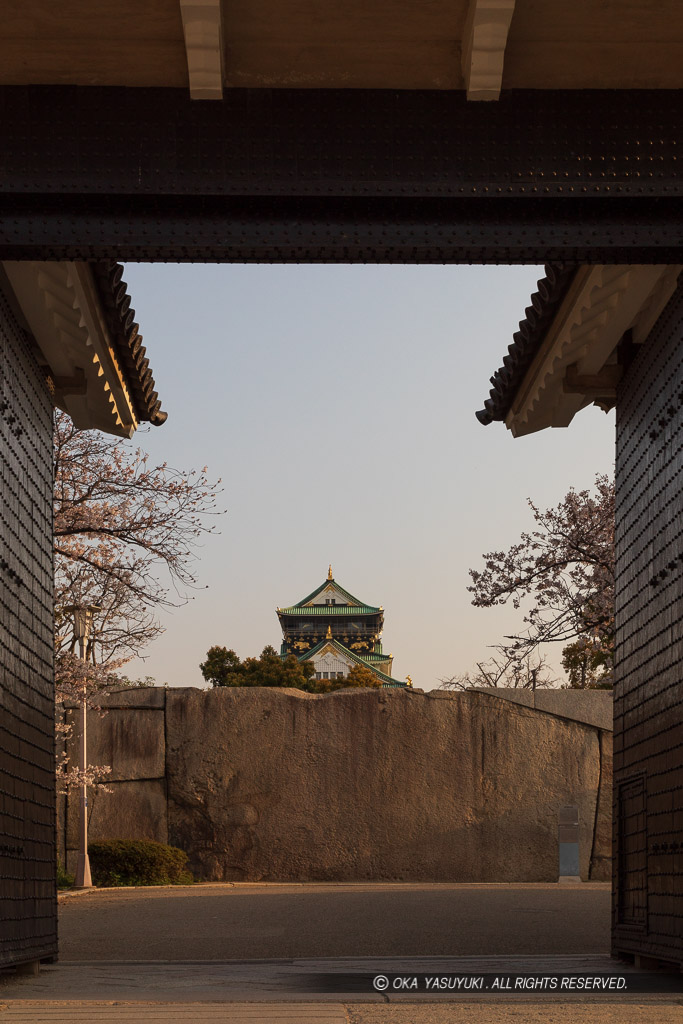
[54,411,223,664]
[54,651,120,794]
[466,473,614,688]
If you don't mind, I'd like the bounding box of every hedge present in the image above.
[88,839,193,887]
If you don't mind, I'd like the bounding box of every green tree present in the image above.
[199,645,315,689]
[303,662,383,693]
[561,637,613,689]
[342,664,383,689]
[199,646,242,687]
[240,647,315,688]
[199,646,387,692]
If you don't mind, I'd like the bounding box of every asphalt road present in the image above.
[58,883,611,961]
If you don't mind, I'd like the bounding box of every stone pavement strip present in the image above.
[0,1006,347,1023]
[2,1004,683,1024]
[345,1008,683,1024]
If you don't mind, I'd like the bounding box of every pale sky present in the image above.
[120,264,615,690]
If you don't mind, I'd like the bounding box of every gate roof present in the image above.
[2,2,682,96]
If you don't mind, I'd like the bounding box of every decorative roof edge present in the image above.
[480,264,682,438]
[2,260,157,438]
[283,576,379,611]
[475,263,578,426]
[90,261,167,426]
[288,636,405,686]
[278,604,381,616]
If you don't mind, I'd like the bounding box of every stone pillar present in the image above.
[558,805,580,882]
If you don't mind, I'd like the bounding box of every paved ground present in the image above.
[2,884,681,1023]
[57,883,612,960]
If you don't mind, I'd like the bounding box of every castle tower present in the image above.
[276,568,406,687]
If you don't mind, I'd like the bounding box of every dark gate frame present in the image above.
[1,83,682,969]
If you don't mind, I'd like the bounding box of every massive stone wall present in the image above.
[62,687,612,883]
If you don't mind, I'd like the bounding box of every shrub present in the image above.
[88,839,193,887]
[57,860,74,888]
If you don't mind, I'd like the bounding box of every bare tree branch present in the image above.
[54,410,225,664]
[440,648,558,691]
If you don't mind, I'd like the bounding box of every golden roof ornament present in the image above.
[406,675,413,687]
[326,624,333,639]
[327,564,333,580]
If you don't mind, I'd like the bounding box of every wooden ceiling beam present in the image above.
[461,0,516,100]
[179,0,223,100]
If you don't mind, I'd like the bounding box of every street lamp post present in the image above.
[65,604,101,889]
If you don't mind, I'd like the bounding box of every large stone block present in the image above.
[99,687,166,709]
[165,687,606,883]
[66,706,165,781]
[533,690,613,732]
[66,779,168,869]
[472,688,613,731]
[470,687,535,709]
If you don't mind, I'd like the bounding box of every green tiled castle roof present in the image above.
[293,637,404,687]
[287,577,380,611]
[278,604,380,616]
[277,572,405,688]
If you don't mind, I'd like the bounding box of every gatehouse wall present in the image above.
[0,272,57,967]
[613,274,683,965]
[60,686,612,883]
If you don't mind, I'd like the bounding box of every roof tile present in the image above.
[90,261,167,426]
[476,263,577,426]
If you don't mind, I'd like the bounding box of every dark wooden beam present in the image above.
[0,87,681,262]
[1,194,681,263]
